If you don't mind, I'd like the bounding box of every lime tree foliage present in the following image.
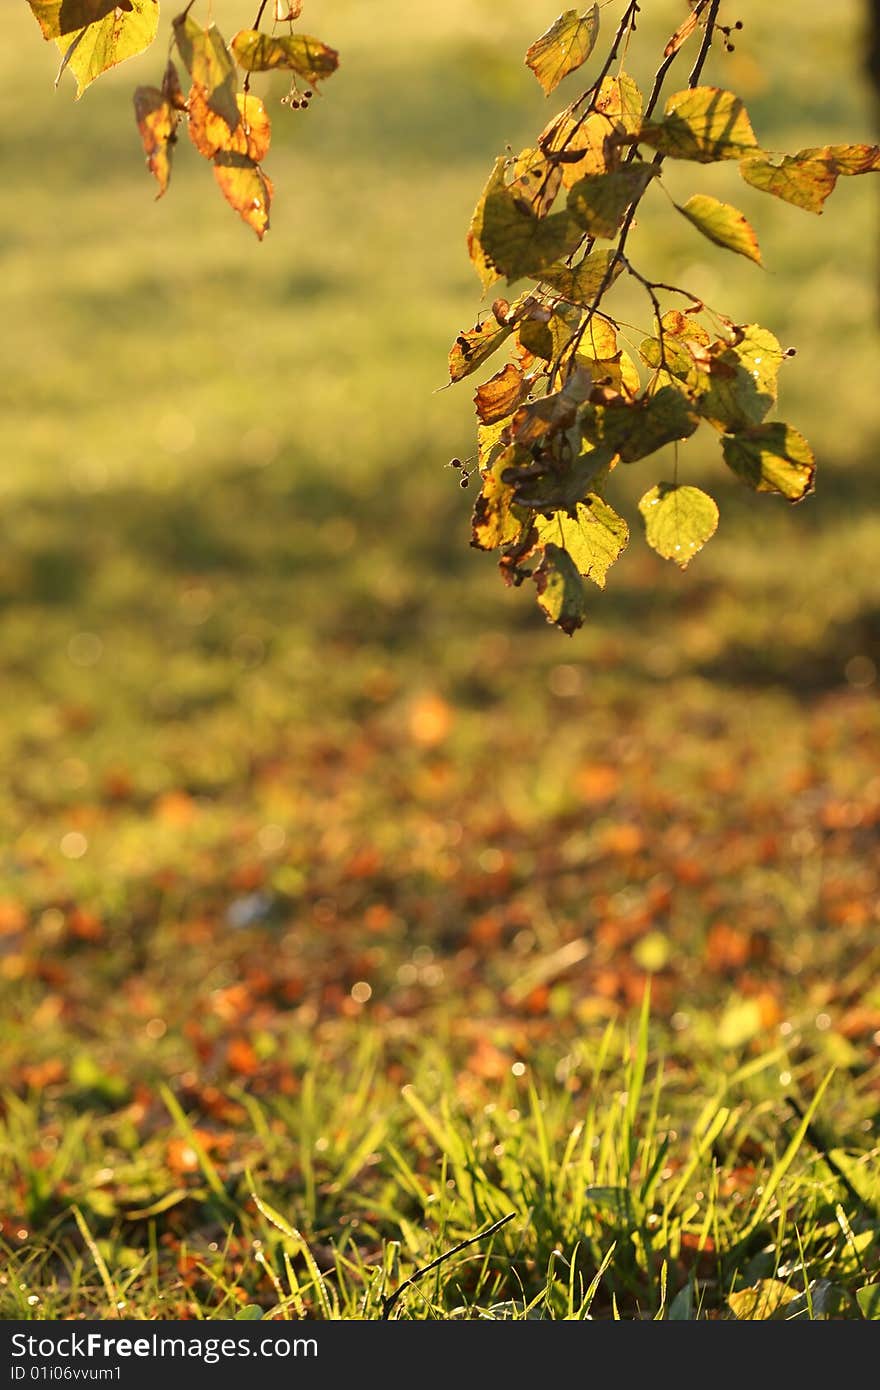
[24,4,880,633]
[452,1,880,632]
[25,0,339,239]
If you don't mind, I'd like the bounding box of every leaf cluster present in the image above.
[26,0,339,237]
[453,2,879,631]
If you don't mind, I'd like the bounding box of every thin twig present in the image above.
[688,0,722,88]
[380,1212,516,1320]
[243,0,271,93]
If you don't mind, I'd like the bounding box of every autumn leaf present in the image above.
[448,294,536,383]
[471,450,527,551]
[580,386,699,463]
[540,74,643,187]
[535,496,628,589]
[189,88,271,163]
[664,9,699,59]
[567,163,655,239]
[173,15,240,133]
[510,366,593,447]
[639,86,759,163]
[230,30,339,85]
[676,194,762,265]
[55,0,158,96]
[450,322,513,384]
[212,152,273,240]
[536,248,624,304]
[533,543,588,633]
[740,143,880,214]
[728,1280,799,1321]
[639,484,719,568]
[697,325,784,433]
[470,158,583,287]
[133,86,178,198]
[722,423,815,501]
[474,365,527,425]
[508,147,563,217]
[28,0,130,40]
[525,6,600,97]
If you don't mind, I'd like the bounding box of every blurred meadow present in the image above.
[0,0,879,1319]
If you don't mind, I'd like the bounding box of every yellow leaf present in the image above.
[638,484,718,568]
[133,86,178,198]
[230,30,339,84]
[640,86,758,163]
[677,194,762,265]
[525,6,600,97]
[741,143,880,214]
[567,162,655,239]
[535,496,628,589]
[189,88,271,163]
[722,423,815,501]
[55,0,158,96]
[212,153,273,240]
[28,0,126,40]
[471,450,527,551]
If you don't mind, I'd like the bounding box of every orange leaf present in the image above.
[133,86,178,198]
[212,153,273,240]
[188,86,271,162]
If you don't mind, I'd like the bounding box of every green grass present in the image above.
[1,0,879,1320]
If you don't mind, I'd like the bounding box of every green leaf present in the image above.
[639,311,711,391]
[857,1285,880,1320]
[536,249,624,305]
[639,86,759,163]
[471,450,527,551]
[728,1279,799,1321]
[28,0,127,40]
[740,143,880,214]
[234,1305,264,1320]
[230,30,339,84]
[639,484,718,568]
[567,163,655,239]
[173,16,239,132]
[535,497,628,589]
[676,194,762,265]
[722,423,815,501]
[580,385,698,463]
[533,543,588,634]
[525,6,600,97]
[470,158,584,288]
[55,0,158,96]
[697,325,784,432]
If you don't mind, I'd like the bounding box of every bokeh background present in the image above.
[0,0,879,1316]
